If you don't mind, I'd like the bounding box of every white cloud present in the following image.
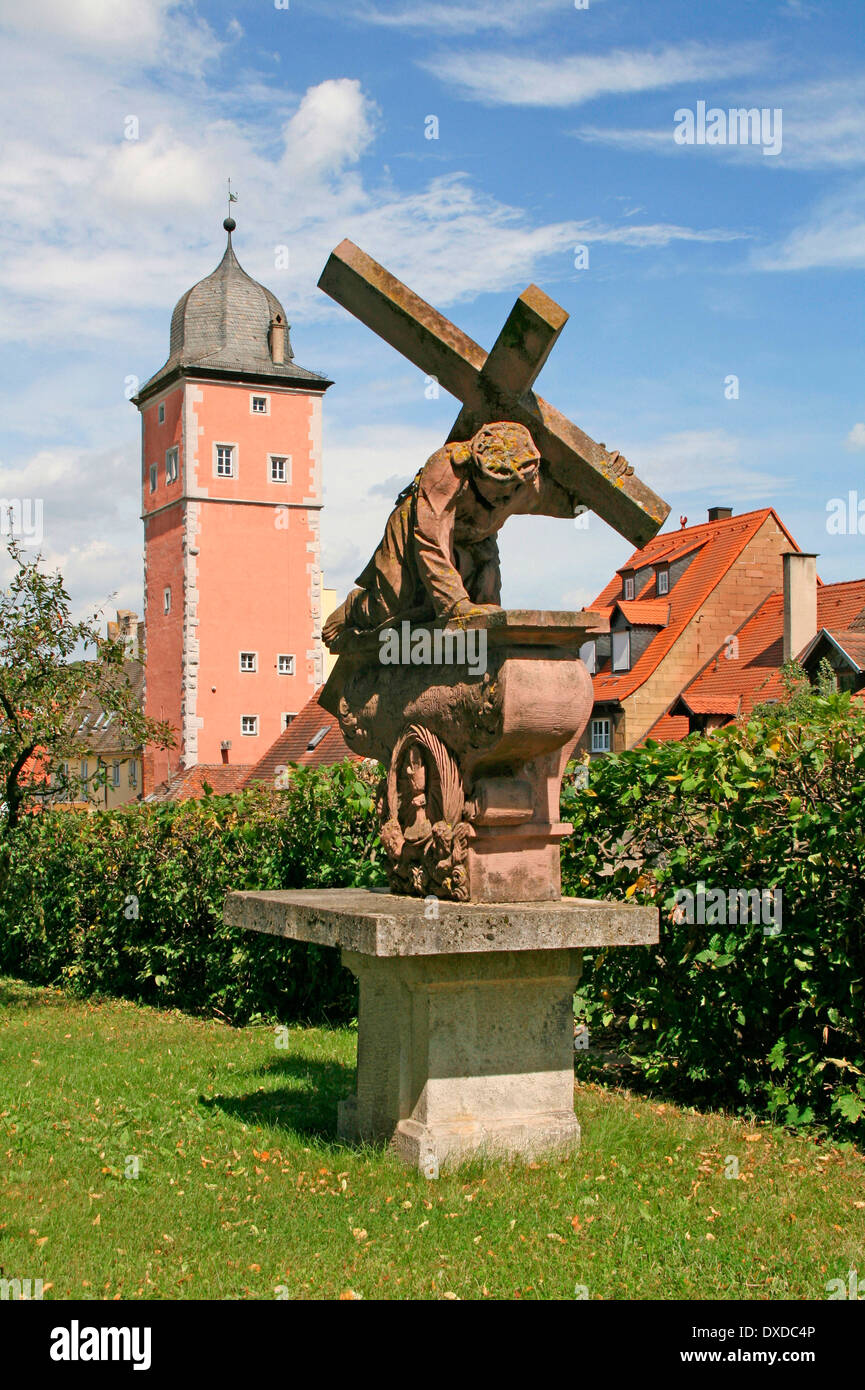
[281,79,379,182]
[754,184,865,270]
[622,430,792,501]
[0,444,142,618]
[0,0,220,70]
[350,0,579,35]
[846,423,865,451]
[422,41,768,108]
[572,76,865,170]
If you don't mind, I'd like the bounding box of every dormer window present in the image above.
[623,575,635,601]
[579,640,596,674]
[612,629,631,672]
[657,567,669,596]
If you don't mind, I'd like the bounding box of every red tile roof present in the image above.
[589,509,801,703]
[643,711,691,743]
[645,575,865,739]
[146,764,252,801]
[615,599,671,627]
[244,687,359,785]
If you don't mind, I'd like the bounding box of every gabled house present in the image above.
[648,564,865,740]
[577,506,803,755]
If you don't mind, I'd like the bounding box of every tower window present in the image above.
[657,567,669,595]
[166,446,179,483]
[251,395,269,415]
[591,719,611,754]
[241,715,259,736]
[239,651,257,672]
[277,654,295,675]
[215,444,236,478]
[149,464,157,494]
[269,454,291,483]
[158,403,165,424]
[163,587,171,615]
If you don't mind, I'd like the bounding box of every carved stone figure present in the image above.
[323,422,589,646]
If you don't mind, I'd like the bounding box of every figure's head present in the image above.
[469,422,540,502]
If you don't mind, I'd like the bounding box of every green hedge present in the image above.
[2,700,863,1142]
[0,763,385,1025]
[561,694,865,1142]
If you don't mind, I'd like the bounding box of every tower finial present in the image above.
[224,177,237,235]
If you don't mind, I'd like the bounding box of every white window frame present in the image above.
[591,718,611,754]
[239,651,257,673]
[158,402,165,424]
[214,442,237,479]
[277,653,295,676]
[612,629,631,672]
[579,640,596,674]
[163,587,171,615]
[165,445,179,483]
[282,712,297,729]
[623,575,635,601]
[241,715,259,737]
[269,453,291,484]
[657,567,669,596]
[149,463,157,494]
[250,394,270,416]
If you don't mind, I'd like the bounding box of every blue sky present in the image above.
[0,0,863,621]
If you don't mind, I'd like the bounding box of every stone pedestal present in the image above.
[225,888,658,1170]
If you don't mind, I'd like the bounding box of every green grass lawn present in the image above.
[1,976,862,1301]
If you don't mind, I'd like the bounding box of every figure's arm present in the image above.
[514,464,584,519]
[414,448,472,616]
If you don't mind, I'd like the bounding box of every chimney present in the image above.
[707,506,733,522]
[269,314,286,365]
[782,552,818,662]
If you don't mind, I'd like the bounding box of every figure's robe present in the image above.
[346,442,582,631]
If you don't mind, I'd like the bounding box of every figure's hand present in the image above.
[322,603,346,646]
[446,600,503,620]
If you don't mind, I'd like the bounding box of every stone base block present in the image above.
[392,1112,581,1172]
[225,888,659,1171]
[337,946,583,1170]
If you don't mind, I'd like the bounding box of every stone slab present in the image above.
[224,887,659,957]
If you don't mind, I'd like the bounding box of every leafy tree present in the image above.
[751,656,838,721]
[0,534,172,840]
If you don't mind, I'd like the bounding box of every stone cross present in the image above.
[318,239,670,547]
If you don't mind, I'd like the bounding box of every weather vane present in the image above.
[225,178,238,232]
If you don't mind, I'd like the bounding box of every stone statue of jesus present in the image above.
[322,421,590,647]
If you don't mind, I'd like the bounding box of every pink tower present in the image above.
[133,216,332,790]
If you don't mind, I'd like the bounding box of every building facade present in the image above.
[577,506,803,755]
[133,219,332,789]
